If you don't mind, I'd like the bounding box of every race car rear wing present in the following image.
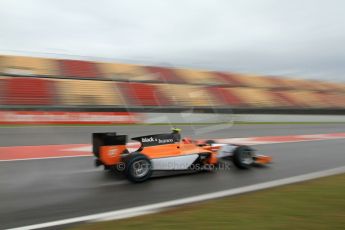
[92,132,127,157]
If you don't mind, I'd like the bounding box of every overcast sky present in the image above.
[0,0,344,82]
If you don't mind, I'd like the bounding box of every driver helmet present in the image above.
[171,128,182,133]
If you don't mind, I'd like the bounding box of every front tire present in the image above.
[124,153,152,183]
[232,146,254,169]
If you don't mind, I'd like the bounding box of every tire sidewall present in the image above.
[233,146,254,169]
[124,153,152,183]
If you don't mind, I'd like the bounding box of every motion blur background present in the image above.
[0,54,345,111]
[1,1,345,229]
[0,56,345,109]
[0,0,345,119]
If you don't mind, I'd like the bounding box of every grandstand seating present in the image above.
[0,54,345,109]
[99,62,155,81]
[320,82,342,92]
[55,79,123,106]
[313,92,336,108]
[234,74,279,89]
[317,92,345,108]
[279,78,324,91]
[157,84,221,107]
[263,77,285,89]
[280,90,329,108]
[228,88,283,108]
[213,72,245,86]
[306,80,333,91]
[270,91,302,107]
[328,82,345,93]
[144,67,186,83]
[174,69,225,85]
[207,87,245,107]
[3,77,54,105]
[58,60,100,78]
[0,76,8,104]
[0,55,57,76]
[118,82,171,106]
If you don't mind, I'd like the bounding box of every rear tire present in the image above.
[233,146,254,169]
[123,153,152,183]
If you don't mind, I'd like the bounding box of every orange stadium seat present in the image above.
[213,72,244,86]
[235,74,279,89]
[207,87,245,107]
[144,66,186,83]
[253,77,290,90]
[228,88,282,107]
[340,84,345,93]
[118,82,172,106]
[157,84,221,107]
[313,92,337,108]
[281,90,329,108]
[310,80,343,92]
[275,91,309,107]
[270,91,302,107]
[0,76,9,104]
[289,78,333,91]
[204,71,233,85]
[318,82,343,92]
[299,80,330,91]
[226,73,266,87]
[55,79,123,106]
[259,76,291,89]
[278,78,317,90]
[58,59,100,78]
[275,78,297,90]
[320,92,345,108]
[3,77,55,105]
[306,80,332,91]
[98,62,155,81]
[0,55,58,76]
[174,69,225,85]
[328,82,345,93]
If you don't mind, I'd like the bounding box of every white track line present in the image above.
[7,166,345,230]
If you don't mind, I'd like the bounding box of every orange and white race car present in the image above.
[92,131,272,183]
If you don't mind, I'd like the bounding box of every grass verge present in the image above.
[71,173,345,230]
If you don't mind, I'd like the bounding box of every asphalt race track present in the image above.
[1,124,345,229]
